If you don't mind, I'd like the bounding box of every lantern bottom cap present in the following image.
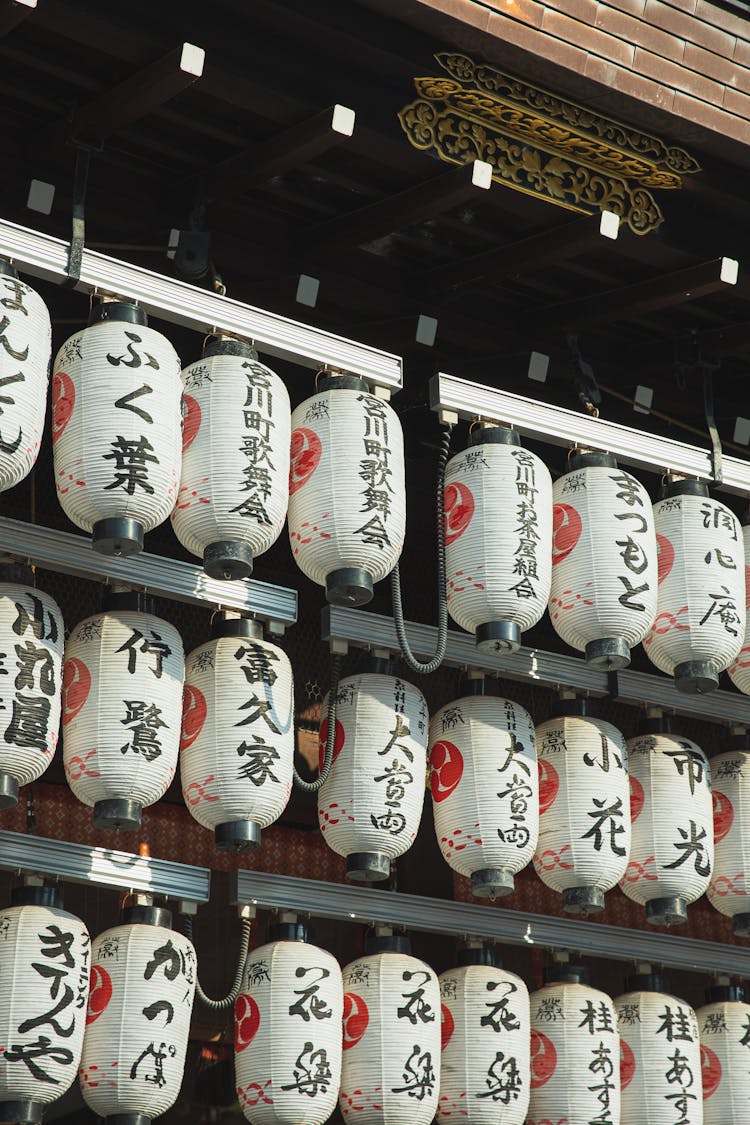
[215,819,261,852]
[476,620,521,655]
[585,637,630,670]
[203,540,254,581]
[562,885,605,914]
[326,567,374,607]
[104,1116,152,1125]
[0,1100,43,1124]
[674,660,719,694]
[93,797,143,831]
[92,516,144,558]
[0,770,19,809]
[346,851,391,882]
[646,895,688,926]
[471,867,515,898]
[733,912,750,937]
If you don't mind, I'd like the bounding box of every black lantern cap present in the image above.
[457,946,497,967]
[121,904,173,929]
[0,1100,44,1124]
[203,336,256,359]
[705,984,745,1003]
[317,372,369,393]
[364,931,412,955]
[569,450,617,470]
[101,589,155,614]
[659,478,709,500]
[269,921,308,942]
[468,425,520,447]
[543,964,589,985]
[88,300,147,326]
[0,258,18,278]
[625,972,668,993]
[11,884,62,909]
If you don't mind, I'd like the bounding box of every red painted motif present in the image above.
[620,1038,636,1091]
[181,684,208,751]
[234,993,261,1051]
[52,371,75,443]
[656,533,675,585]
[183,776,219,806]
[538,758,560,815]
[86,964,113,1025]
[551,503,582,565]
[62,657,91,726]
[342,991,369,1050]
[318,717,345,773]
[534,845,573,872]
[701,1043,722,1099]
[430,740,464,802]
[65,748,99,781]
[441,1003,455,1050]
[629,775,645,823]
[443,482,474,545]
[181,393,201,451]
[713,789,734,844]
[289,427,322,494]
[530,1029,557,1087]
[708,873,745,899]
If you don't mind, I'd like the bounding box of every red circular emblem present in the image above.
[620,1038,636,1091]
[52,371,75,444]
[181,393,201,452]
[441,1003,455,1050]
[538,758,560,815]
[181,684,208,751]
[289,427,322,495]
[443,482,474,545]
[86,964,113,1025]
[552,504,582,565]
[234,993,261,1052]
[429,740,464,803]
[713,789,734,844]
[701,1043,722,1099]
[62,657,91,726]
[342,992,369,1050]
[530,1029,557,1087]
[629,775,645,823]
[656,533,675,586]
[318,717,345,773]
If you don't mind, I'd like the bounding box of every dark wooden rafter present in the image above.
[0,0,35,39]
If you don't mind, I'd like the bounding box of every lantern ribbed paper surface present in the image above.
[528,973,620,1125]
[62,598,184,830]
[706,748,750,936]
[727,523,750,694]
[647,481,745,693]
[438,958,530,1123]
[171,341,290,580]
[317,671,428,883]
[533,712,631,914]
[444,427,552,654]
[340,945,440,1125]
[79,908,196,1122]
[181,620,293,851]
[429,693,538,898]
[0,266,51,493]
[0,582,64,807]
[234,934,343,1124]
[616,979,701,1125]
[287,376,405,607]
[52,302,182,556]
[0,887,90,1125]
[696,989,750,1124]
[620,732,713,926]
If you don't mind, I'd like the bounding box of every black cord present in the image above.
[292,651,344,792]
[183,914,252,1011]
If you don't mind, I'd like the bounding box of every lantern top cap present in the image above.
[317,372,370,393]
[88,299,148,328]
[364,932,412,956]
[120,903,173,929]
[0,258,18,279]
[624,971,668,993]
[101,589,156,615]
[457,945,497,967]
[0,562,35,586]
[543,963,589,985]
[10,884,63,910]
[551,696,596,718]
[468,424,520,448]
[636,714,673,736]
[659,477,709,500]
[268,921,309,943]
[203,336,258,360]
[705,984,746,1003]
[211,615,263,640]
[569,449,617,470]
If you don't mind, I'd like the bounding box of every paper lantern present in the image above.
[0,885,90,1125]
[620,722,713,925]
[317,667,428,882]
[696,984,750,1124]
[0,261,51,493]
[0,576,64,808]
[528,966,620,1125]
[180,615,293,850]
[443,425,552,654]
[727,521,750,694]
[707,739,750,937]
[429,685,538,898]
[616,973,701,1125]
[52,299,182,556]
[234,921,343,1124]
[62,591,184,830]
[438,947,530,1124]
[171,338,290,580]
[79,904,195,1123]
[549,451,657,669]
[287,374,405,606]
[647,479,745,693]
[533,701,630,914]
[340,934,440,1125]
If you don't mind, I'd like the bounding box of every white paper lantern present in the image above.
[706,743,750,937]
[696,985,750,1124]
[52,300,182,556]
[171,339,290,580]
[288,374,405,606]
[549,451,657,669]
[647,480,745,693]
[180,616,293,851]
[620,725,713,926]
[444,426,552,654]
[438,948,530,1124]
[79,905,196,1123]
[0,262,51,493]
[529,967,620,1125]
[317,668,428,882]
[340,935,440,1125]
[616,975,701,1125]
[533,704,630,914]
[0,578,64,808]
[0,885,90,1125]
[429,687,538,898]
[235,922,343,1125]
[727,522,750,694]
[62,592,184,830]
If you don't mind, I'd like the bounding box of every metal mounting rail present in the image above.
[322,606,750,727]
[0,830,211,903]
[430,372,750,496]
[0,516,298,627]
[231,869,750,976]
[0,217,402,390]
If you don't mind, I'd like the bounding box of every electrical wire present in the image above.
[183,914,253,1012]
[292,652,344,793]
